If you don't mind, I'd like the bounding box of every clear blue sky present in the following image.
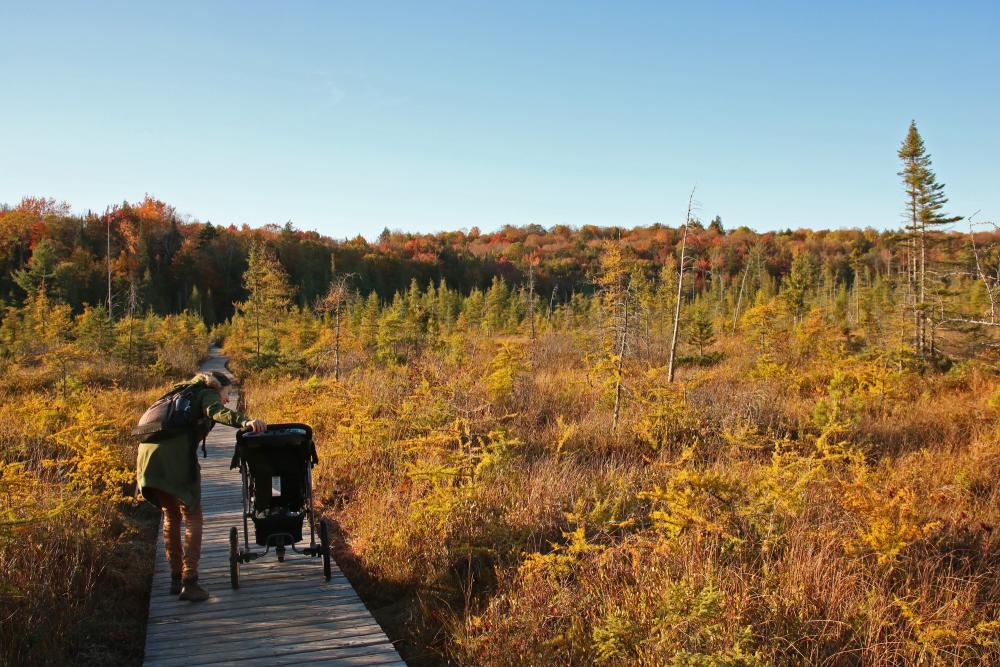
[1,1,997,239]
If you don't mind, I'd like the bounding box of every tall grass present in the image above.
[0,308,210,665]
[236,320,1000,665]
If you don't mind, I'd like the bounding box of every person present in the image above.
[135,370,266,601]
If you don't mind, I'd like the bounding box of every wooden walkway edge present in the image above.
[142,349,403,666]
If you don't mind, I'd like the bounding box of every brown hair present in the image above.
[190,371,232,390]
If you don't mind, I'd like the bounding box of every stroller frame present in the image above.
[229,423,331,587]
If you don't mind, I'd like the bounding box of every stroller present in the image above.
[228,423,331,587]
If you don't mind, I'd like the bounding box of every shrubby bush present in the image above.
[0,294,209,664]
[238,292,1000,665]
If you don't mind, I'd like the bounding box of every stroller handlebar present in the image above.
[234,423,318,465]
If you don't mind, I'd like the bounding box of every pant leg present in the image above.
[153,490,183,577]
[179,500,204,582]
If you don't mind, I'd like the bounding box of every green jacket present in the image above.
[136,381,250,509]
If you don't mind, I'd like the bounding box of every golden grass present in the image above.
[0,316,209,665]
[236,325,1000,666]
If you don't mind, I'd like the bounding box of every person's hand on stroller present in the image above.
[242,419,267,433]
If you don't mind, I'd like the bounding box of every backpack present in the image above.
[133,382,212,445]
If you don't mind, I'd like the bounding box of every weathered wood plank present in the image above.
[145,619,387,658]
[145,611,382,645]
[143,348,401,665]
[146,629,393,666]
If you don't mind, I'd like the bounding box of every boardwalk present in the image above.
[143,350,403,666]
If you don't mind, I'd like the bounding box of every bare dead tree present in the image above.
[317,273,355,380]
[526,261,537,340]
[612,281,630,431]
[731,245,756,333]
[126,279,139,381]
[968,213,998,325]
[106,215,118,345]
[596,241,641,432]
[667,188,696,383]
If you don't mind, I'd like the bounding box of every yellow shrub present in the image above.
[845,483,940,565]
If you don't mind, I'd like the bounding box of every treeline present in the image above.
[4,194,998,329]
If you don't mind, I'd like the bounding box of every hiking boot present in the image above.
[169,574,183,595]
[179,579,210,602]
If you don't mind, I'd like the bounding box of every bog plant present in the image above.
[0,298,209,664]
[236,288,1000,666]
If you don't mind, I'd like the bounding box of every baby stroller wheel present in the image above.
[229,527,240,589]
[319,519,331,581]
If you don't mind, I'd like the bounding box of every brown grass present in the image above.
[0,329,207,665]
[235,321,1000,666]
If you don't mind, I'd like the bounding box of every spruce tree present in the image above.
[685,302,715,359]
[484,277,510,334]
[897,121,962,355]
[361,292,381,352]
[782,252,818,323]
[239,240,294,358]
[12,239,57,297]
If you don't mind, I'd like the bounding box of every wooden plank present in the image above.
[165,649,406,667]
[143,349,401,666]
[269,645,406,666]
[145,611,382,645]
[147,588,371,617]
[146,629,392,666]
[145,618,387,658]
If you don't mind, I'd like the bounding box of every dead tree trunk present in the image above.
[969,217,997,324]
[319,273,354,380]
[527,262,537,340]
[667,189,695,383]
[106,217,113,324]
[334,301,342,380]
[732,253,751,333]
[612,282,630,431]
[126,280,138,381]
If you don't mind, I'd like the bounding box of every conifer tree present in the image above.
[360,291,381,352]
[484,277,510,334]
[898,121,962,355]
[782,252,818,323]
[656,259,678,342]
[597,242,638,430]
[239,240,294,358]
[437,278,458,327]
[686,301,715,359]
[463,289,486,329]
[376,295,406,362]
[12,239,57,297]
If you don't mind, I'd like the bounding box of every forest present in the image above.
[1,123,998,665]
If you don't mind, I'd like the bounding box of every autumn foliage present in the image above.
[222,235,999,665]
[0,292,209,664]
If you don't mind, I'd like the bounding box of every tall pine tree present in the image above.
[898,121,962,356]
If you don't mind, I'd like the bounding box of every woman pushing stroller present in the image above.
[135,370,266,602]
